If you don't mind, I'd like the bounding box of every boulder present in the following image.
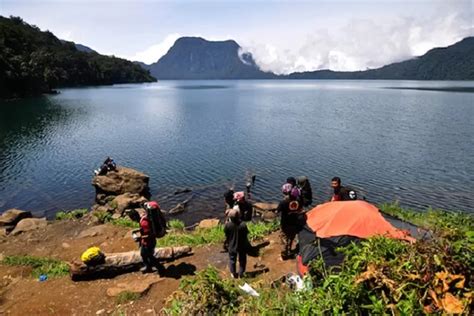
[0,209,32,227]
[77,225,107,238]
[253,202,279,212]
[106,275,162,297]
[198,218,220,229]
[110,193,148,215]
[10,218,47,235]
[261,211,278,222]
[92,166,150,200]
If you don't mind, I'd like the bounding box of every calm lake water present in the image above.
[0,80,473,222]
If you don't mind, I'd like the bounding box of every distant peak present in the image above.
[173,36,239,47]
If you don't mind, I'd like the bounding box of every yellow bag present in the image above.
[81,246,104,264]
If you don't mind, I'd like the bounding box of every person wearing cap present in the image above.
[224,207,250,278]
[233,191,253,222]
[128,207,166,275]
[277,182,305,259]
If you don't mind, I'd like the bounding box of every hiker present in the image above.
[330,177,357,201]
[297,176,313,207]
[128,203,166,275]
[278,183,305,259]
[234,191,253,222]
[94,157,117,175]
[224,188,235,209]
[224,207,250,278]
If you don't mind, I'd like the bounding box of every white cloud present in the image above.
[127,33,181,64]
[240,6,472,74]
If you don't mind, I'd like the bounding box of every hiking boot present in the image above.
[140,267,154,274]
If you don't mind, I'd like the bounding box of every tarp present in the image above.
[306,201,415,242]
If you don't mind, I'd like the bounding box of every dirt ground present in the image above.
[0,220,295,315]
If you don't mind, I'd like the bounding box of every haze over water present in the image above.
[0,80,473,223]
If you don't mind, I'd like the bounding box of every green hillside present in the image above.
[0,16,156,98]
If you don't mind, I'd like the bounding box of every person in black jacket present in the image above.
[278,183,306,259]
[224,208,249,278]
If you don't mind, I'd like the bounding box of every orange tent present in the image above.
[306,200,414,242]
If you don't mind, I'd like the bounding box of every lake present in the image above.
[1,80,473,223]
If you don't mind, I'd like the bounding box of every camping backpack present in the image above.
[297,176,313,207]
[144,201,167,238]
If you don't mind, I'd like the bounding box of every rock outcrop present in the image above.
[91,166,151,217]
[92,166,150,200]
[197,218,220,229]
[0,209,32,228]
[10,218,47,235]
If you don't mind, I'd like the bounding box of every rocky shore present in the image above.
[0,166,472,315]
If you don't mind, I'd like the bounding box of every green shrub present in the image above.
[55,208,88,220]
[1,255,69,278]
[93,211,113,224]
[163,266,241,315]
[110,217,139,228]
[116,291,141,304]
[168,219,185,231]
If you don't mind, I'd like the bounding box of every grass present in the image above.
[116,291,141,304]
[110,217,139,228]
[168,219,185,231]
[55,208,88,220]
[1,255,70,278]
[157,220,280,248]
[164,205,474,315]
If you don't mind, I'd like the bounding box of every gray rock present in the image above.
[77,225,107,238]
[198,218,220,229]
[10,218,47,235]
[92,166,150,198]
[110,193,148,215]
[0,209,32,227]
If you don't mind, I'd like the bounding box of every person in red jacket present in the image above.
[129,208,166,275]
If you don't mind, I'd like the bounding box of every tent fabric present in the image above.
[306,201,415,242]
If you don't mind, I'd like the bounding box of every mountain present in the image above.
[60,40,97,53]
[288,37,474,80]
[0,16,156,98]
[74,43,96,54]
[147,37,276,79]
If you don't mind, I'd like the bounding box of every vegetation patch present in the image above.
[157,220,279,248]
[55,208,88,220]
[168,219,185,231]
[164,206,473,315]
[110,217,139,229]
[115,291,141,304]
[1,255,70,278]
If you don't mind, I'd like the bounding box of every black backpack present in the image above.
[145,202,167,238]
[297,176,313,207]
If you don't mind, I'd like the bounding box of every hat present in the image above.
[286,177,296,186]
[233,191,245,202]
[282,183,293,195]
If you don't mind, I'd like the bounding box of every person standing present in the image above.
[128,207,166,276]
[233,191,253,222]
[278,183,305,259]
[224,208,250,278]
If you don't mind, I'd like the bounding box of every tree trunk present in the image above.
[70,246,192,281]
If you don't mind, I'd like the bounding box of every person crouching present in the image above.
[224,207,250,278]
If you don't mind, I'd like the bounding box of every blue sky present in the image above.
[1,0,472,73]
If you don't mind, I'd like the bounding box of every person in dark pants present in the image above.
[224,208,249,278]
[278,183,305,259]
[128,209,166,276]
